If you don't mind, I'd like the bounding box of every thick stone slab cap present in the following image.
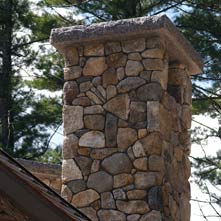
[50,15,203,75]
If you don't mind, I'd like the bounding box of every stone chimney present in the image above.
[50,15,203,221]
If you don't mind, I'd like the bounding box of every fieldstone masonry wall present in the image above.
[50,15,203,221]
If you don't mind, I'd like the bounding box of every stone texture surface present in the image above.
[103,94,130,120]
[84,114,105,130]
[117,128,137,150]
[125,60,143,76]
[116,200,150,214]
[57,25,197,220]
[79,131,105,148]
[63,105,83,135]
[117,77,145,93]
[62,159,83,183]
[122,38,145,53]
[106,52,127,68]
[102,67,118,88]
[134,172,161,189]
[87,171,113,193]
[84,44,104,56]
[63,81,79,105]
[67,179,86,194]
[105,113,117,147]
[64,66,82,80]
[71,189,100,207]
[83,57,107,76]
[98,209,126,221]
[62,134,78,159]
[101,192,116,209]
[80,207,98,221]
[102,153,132,175]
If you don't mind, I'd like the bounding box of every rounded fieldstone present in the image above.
[139,210,162,221]
[67,179,86,194]
[87,171,113,193]
[79,131,105,148]
[101,153,132,175]
[83,57,107,76]
[71,189,100,207]
[125,60,143,76]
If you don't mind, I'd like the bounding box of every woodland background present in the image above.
[0,0,220,219]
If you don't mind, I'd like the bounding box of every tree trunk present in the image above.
[0,0,14,154]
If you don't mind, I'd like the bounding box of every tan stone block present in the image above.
[78,147,91,156]
[117,128,137,150]
[86,91,103,104]
[84,105,104,114]
[116,200,150,214]
[63,105,83,135]
[151,69,168,90]
[79,81,92,92]
[149,155,164,172]
[84,114,105,130]
[140,132,162,155]
[63,134,78,159]
[122,38,145,53]
[104,94,130,120]
[61,185,72,202]
[138,129,148,139]
[102,67,118,88]
[143,59,164,71]
[84,44,104,56]
[83,57,107,76]
[127,190,147,200]
[90,148,117,160]
[64,47,79,66]
[79,131,105,148]
[62,159,83,183]
[63,81,79,105]
[134,172,162,189]
[127,214,141,221]
[141,48,164,59]
[133,158,148,171]
[125,60,144,76]
[107,85,117,100]
[106,52,127,68]
[128,53,142,61]
[117,67,125,80]
[146,37,165,50]
[105,42,122,55]
[64,66,82,80]
[71,189,100,207]
[113,173,133,188]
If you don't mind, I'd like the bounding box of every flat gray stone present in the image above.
[105,113,117,147]
[87,171,113,193]
[102,153,132,175]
